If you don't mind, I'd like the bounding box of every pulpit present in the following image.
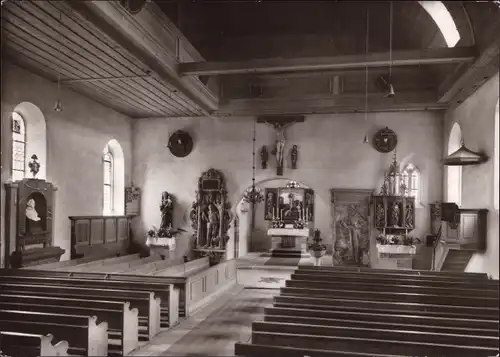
[3,179,64,268]
[267,228,311,254]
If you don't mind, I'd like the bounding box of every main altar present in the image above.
[264,181,314,256]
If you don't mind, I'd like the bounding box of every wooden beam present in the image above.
[437,24,500,105]
[214,91,446,116]
[179,47,477,76]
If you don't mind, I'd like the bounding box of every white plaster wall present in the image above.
[132,111,444,266]
[443,73,499,279]
[1,63,133,262]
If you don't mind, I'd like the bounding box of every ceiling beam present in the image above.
[179,47,477,76]
[437,23,500,105]
[214,91,446,116]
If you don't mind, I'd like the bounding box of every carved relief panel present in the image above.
[331,189,373,267]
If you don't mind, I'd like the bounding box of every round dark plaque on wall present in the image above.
[373,127,398,153]
[167,131,194,158]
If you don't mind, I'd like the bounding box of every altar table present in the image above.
[267,228,311,253]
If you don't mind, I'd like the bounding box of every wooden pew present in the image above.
[0,283,161,340]
[285,279,499,298]
[0,294,138,356]
[235,342,408,357]
[26,252,116,271]
[0,275,179,329]
[66,255,159,273]
[54,253,141,271]
[152,257,210,277]
[0,310,108,356]
[264,306,499,330]
[290,272,500,290]
[273,295,499,319]
[249,331,498,356]
[279,286,499,308]
[252,321,499,347]
[0,331,69,357]
[296,265,489,279]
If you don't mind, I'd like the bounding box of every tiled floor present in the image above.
[129,285,278,356]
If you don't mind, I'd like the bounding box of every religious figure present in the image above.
[392,202,400,227]
[160,192,174,230]
[272,122,292,175]
[376,203,385,227]
[28,154,41,178]
[201,201,221,247]
[291,145,298,169]
[266,192,275,219]
[261,146,268,169]
[26,198,41,222]
[405,202,413,228]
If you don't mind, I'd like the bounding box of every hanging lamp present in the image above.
[443,139,488,166]
[362,6,370,144]
[386,1,395,98]
[54,9,63,112]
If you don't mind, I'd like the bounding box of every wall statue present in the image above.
[160,191,174,230]
[291,145,298,169]
[261,146,268,169]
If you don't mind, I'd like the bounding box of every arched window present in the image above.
[11,112,26,181]
[418,1,460,47]
[103,144,114,215]
[102,139,125,215]
[447,122,462,206]
[401,163,421,201]
[494,99,499,210]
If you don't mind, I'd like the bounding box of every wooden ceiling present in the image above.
[2,0,499,118]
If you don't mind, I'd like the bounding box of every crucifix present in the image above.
[257,116,305,176]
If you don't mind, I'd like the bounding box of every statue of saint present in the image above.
[160,192,174,230]
[266,192,274,219]
[376,203,385,227]
[405,203,413,228]
[291,145,298,169]
[392,202,400,227]
[202,202,221,247]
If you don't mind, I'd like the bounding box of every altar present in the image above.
[267,228,311,254]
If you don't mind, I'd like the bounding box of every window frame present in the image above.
[11,111,27,181]
[402,163,422,205]
[103,146,115,215]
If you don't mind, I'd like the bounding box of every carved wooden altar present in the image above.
[264,186,315,222]
[3,179,65,268]
[190,168,232,264]
[331,189,373,267]
[373,195,415,233]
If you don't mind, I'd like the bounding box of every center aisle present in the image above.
[129,285,278,356]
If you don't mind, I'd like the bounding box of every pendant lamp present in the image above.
[442,140,488,166]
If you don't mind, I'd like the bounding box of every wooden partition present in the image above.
[184,259,237,315]
[69,215,131,259]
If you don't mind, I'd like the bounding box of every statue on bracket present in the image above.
[160,191,174,230]
[261,146,268,169]
[291,145,298,169]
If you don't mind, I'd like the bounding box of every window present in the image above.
[103,145,114,215]
[12,112,26,181]
[418,1,460,47]
[447,122,462,206]
[401,163,421,201]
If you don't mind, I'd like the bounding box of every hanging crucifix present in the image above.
[257,115,305,176]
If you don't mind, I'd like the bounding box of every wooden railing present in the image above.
[69,215,132,260]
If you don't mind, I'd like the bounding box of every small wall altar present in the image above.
[267,228,311,253]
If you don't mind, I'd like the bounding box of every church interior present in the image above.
[0,0,499,356]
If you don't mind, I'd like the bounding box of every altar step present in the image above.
[261,248,311,258]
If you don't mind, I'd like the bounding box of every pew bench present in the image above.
[264,306,499,330]
[0,310,107,356]
[279,286,500,308]
[274,295,499,320]
[0,331,69,357]
[0,275,179,329]
[290,272,500,290]
[0,283,160,340]
[285,279,499,298]
[0,295,138,356]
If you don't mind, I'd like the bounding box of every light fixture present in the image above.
[376,1,396,98]
[54,10,63,112]
[362,6,370,144]
[443,139,488,166]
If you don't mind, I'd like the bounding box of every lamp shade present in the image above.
[442,143,487,166]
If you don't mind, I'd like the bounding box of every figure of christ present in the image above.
[272,122,292,174]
